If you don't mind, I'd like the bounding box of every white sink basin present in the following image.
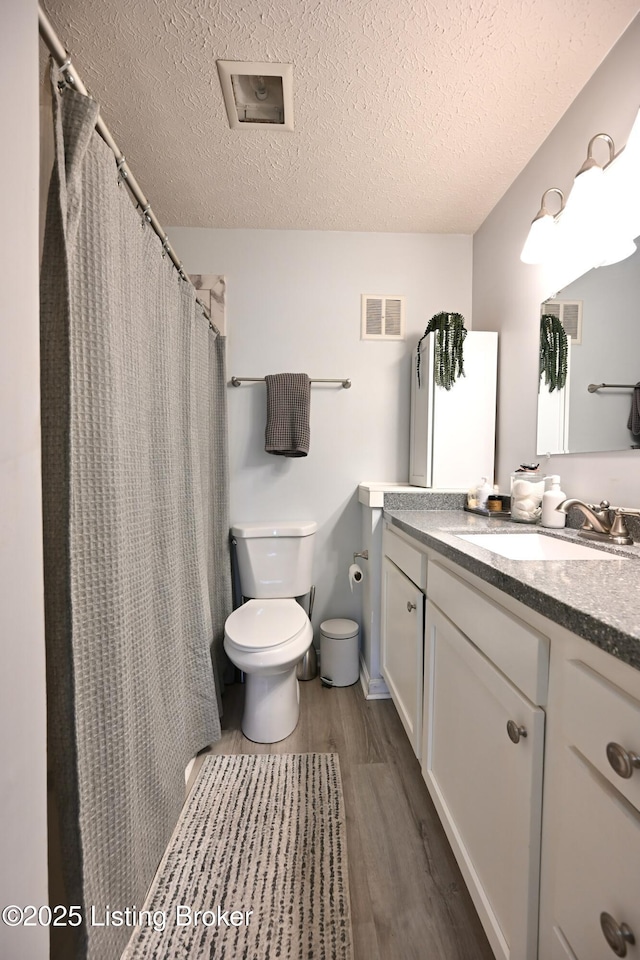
[456,532,623,561]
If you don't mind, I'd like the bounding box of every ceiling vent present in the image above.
[542,299,583,344]
[217,61,293,131]
[361,295,405,341]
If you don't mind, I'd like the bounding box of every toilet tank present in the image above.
[232,521,318,599]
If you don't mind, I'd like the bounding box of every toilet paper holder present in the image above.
[353,550,369,562]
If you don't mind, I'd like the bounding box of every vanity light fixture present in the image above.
[520,188,564,265]
[523,108,640,273]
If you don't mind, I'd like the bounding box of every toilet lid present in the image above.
[225,599,308,650]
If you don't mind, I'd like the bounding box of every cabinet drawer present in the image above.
[428,561,549,704]
[383,524,427,590]
[551,746,640,960]
[563,659,640,811]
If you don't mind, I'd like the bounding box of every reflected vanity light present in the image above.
[521,107,640,270]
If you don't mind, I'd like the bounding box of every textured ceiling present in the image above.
[40,0,640,233]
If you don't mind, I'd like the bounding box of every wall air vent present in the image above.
[361,295,405,340]
[217,61,294,131]
[542,299,583,344]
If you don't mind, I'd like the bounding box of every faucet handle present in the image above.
[610,509,635,545]
[586,500,610,513]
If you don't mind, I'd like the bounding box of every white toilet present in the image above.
[224,520,317,743]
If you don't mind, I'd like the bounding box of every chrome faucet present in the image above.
[557,499,640,546]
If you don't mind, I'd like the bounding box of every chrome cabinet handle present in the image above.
[406,600,416,612]
[606,742,640,779]
[601,912,635,956]
[506,720,527,744]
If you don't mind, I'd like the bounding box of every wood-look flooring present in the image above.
[190,677,495,960]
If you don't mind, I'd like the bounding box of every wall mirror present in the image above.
[536,237,640,455]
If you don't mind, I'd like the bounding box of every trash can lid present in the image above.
[320,618,359,639]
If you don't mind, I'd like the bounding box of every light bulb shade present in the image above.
[598,236,637,267]
[555,165,613,274]
[520,212,556,264]
[560,166,605,235]
[603,113,640,244]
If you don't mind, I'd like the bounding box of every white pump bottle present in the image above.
[541,475,566,528]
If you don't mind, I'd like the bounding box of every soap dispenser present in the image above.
[477,477,492,510]
[541,476,566,528]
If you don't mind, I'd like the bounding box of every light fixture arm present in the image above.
[578,133,616,175]
[536,187,565,220]
[520,187,565,264]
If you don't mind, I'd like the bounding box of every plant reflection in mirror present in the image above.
[540,313,568,392]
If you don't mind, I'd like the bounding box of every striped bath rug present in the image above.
[122,753,353,959]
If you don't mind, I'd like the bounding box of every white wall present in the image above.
[473,14,640,504]
[169,228,471,633]
[1,1,49,956]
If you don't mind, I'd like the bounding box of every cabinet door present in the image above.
[431,332,497,489]
[548,746,640,960]
[422,603,545,960]
[409,332,498,489]
[381,557,424,757]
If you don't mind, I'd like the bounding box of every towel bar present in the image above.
[231,376,351,388]
[587,382,636,392]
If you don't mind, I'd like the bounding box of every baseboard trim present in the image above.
[359,655,390,700]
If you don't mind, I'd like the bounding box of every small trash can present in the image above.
[320,618,359,687]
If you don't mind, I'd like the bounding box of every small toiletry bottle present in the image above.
[487,485,503,512]
[477,477,492,510]
[541,476,566,528]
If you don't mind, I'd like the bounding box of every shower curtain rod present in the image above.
[38,5,213,325]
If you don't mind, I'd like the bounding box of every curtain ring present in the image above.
[161,235,170,258]
[142,204,152,224]
[116,156,128,183]
[58,58,75,87]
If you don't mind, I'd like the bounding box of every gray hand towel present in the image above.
[265,373,311,457]
[627,382,640,436]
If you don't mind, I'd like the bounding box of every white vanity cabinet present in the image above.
[422,561,548,960]
[379,518,640,960]
[380,524,427,757]
[539,635,640,960]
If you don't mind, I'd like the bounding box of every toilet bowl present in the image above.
[225,519,317,743]
[224,598,313,743]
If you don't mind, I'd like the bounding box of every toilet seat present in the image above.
[224,598,308,651]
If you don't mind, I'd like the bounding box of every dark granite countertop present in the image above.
[384,509,640,670]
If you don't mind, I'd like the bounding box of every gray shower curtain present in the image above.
[40,64,231,960]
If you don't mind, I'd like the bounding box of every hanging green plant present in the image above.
[416,312,467,390]
[539,314,568,392]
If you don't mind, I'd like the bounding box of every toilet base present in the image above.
[242,666,301,743]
